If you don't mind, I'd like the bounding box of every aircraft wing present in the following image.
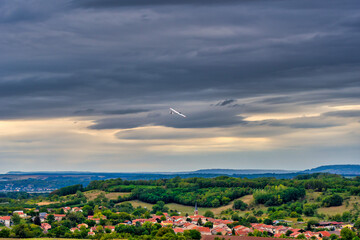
[170,108,186,118]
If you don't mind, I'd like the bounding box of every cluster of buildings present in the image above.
[0,184,55,193]
[0,206,354,239]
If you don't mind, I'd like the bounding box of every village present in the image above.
[0,204,356,239]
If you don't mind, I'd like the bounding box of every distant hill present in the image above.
[2,164,359,192]
[301,164,360,175]
[192,169,297,175]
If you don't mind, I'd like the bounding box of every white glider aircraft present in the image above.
[169,108,186,118]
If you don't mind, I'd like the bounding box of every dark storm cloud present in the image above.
[73,108,149,116]
[323,110,360,118]
[90,110,247,130]
[259,118,343,129]
[103,109,149,115]
[0,0,69,23]
[0,0,360,124]
[90,108,344,131]
[216,99,237,106]
[74,0,246,8]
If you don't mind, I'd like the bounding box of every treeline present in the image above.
[0,223,202,240]
[254,187,306,206]
[50,184,84,197]
[85,176,270,191]
[130,187,250,207]
[54,173,360,208]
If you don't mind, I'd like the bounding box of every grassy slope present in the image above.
[317,196,359,215]
[33,190,130,206]
[33,189,358,220]
[83,190,129,201]
[121,194,255,217]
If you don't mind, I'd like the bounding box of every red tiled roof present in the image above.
[202,236,275,240]
[41,223,52,229]
[319,231,331,237]
[174,228,184,233]
[195,226,211,233]
[54,214,66,217]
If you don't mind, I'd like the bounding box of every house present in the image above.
[39,212,47,222]
[87,215,106,224]
[211,226,231,235]
[41,223,52,232]
[13,210,27,218]
[318,231,331,238]
[274,225,290,234]
[174,228,184,234]
[304,231,319,239]
[104,226,115,232]
[161,220,173,227]
[63,207,71,213]
[0,216,11,227]
[195,226,211,235]
[171,216,186,226]
[70,227,79,233]
[202,236,276,240]
[132,219,148,225]
[88,231,95,236]
[72,207,83,212]
[183,222,197,229]
[274,233,283,238]
[78,223,88,228]
[290,231,303,238]
[53,214,66,221]
[234,225,252,236]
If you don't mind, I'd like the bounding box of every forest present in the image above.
[72,173,360,208]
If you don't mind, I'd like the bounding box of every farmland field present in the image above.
[121,195,256,217]
[318,196,360,215]
[83,190,130,200]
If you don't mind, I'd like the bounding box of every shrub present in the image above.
[233,200,248,210]
[322,194,343,207]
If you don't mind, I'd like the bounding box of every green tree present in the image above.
[184,229,201,240]
[330,234,339,240]
[232,214,240,221]
[47,214,55,225]
[11,213,21,225]
[247,215,258,223]
[296,234,306,239]
[263,218,273,225]
[322,194,343,207]
[204,221,213,228]
[354,220,360,229]
[33,216,41,226]
[304,207,315,216]
[156,227,175,237]
[340,228,355,240]
[0,228,10,238]
[204,210,214,218]
[233,200,248,210]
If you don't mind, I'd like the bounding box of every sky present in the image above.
[0,0,359,173]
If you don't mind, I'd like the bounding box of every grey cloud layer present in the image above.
[0,0,360,172]
[0,1,359,128]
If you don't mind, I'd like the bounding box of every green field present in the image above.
[318,195,360,215]
[121,194,255,217]
[119,191,360,220]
